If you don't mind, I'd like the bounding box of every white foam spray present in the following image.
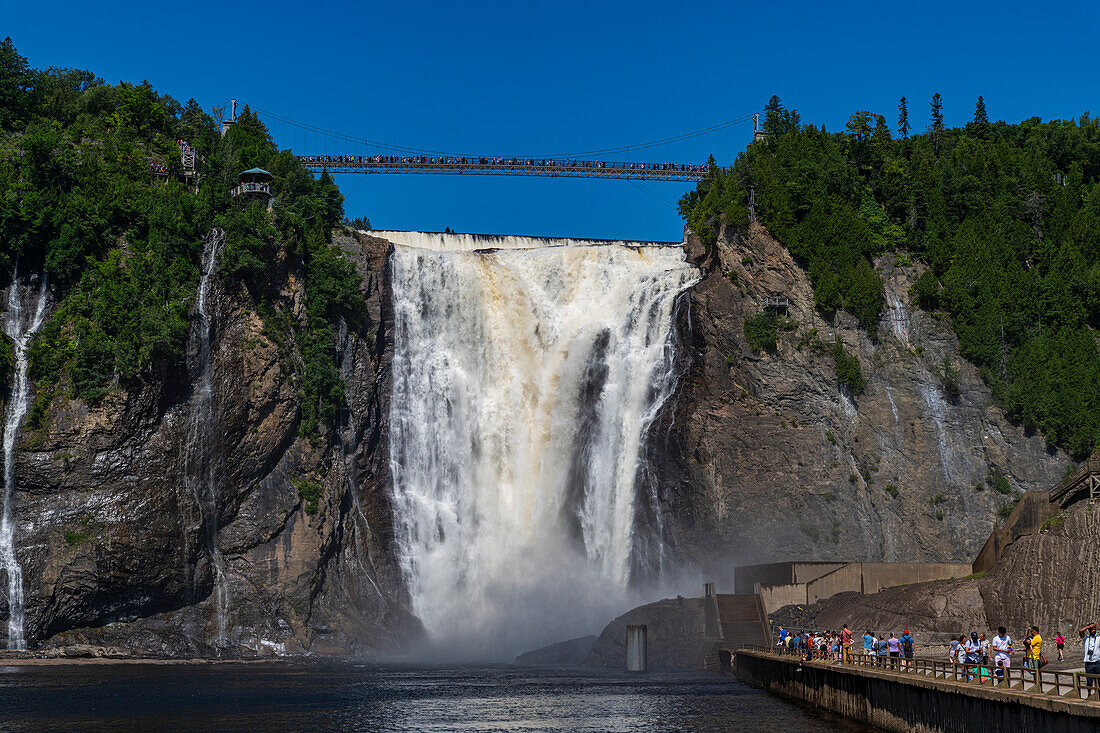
[385,232,698,657]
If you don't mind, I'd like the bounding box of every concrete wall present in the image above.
[734,562,846,594]
[860,562,972,594]
[756,562,976,615]
[806,563,863,604]
[734,651,1100,733]
[973,490,1058,573]
[757,583,807,613]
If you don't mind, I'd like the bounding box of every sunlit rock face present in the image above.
[383,231,699,656]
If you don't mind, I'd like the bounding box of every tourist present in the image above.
[979,632,990,666]
[949,636,961,664]
[991,627,1012,680]
[1081,622,1100,694]
[777,626,788,647]
[876,633,888,661]
[886,633,900,669]
[1055,632,1065,662]
[900,630,915,671]
[964,632,981,681]
[863,629,875,656]
[841,624,853,664]
[1026,626,1043,677]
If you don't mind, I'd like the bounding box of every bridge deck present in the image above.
[298,156,706,182]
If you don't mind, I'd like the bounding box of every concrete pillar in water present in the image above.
[626,625,648,672]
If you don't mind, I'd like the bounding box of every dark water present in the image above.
[0,662,870,732]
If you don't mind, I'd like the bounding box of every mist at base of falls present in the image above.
[385,231,699,659]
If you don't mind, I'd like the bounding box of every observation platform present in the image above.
[297,155,707,182]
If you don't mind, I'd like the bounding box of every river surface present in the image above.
[0,662,871,731]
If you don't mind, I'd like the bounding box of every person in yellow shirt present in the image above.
[1025,625,1043,675]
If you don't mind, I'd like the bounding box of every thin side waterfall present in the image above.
[0,272,48,650]
[386,232,699,657]
[183,230,228,646]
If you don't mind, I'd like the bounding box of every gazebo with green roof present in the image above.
[232,167,274,208]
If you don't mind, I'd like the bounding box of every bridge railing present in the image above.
[296,155,708,181]
[735,645,1100,703]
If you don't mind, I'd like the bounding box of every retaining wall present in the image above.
[734,650,1100,733]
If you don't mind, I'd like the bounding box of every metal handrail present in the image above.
[735,646,1100,703]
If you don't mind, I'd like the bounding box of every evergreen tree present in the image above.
[971,96,990,138]
[974,96,988,125]
[763,95,800,135]
[897,96,910,139]
[930,93,944,132]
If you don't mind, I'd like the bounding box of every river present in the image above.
[0,662,871,731]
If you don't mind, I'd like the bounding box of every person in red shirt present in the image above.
[841,624,853,664]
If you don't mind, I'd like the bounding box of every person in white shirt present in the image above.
[991,626,1012,679]
[1080,623,1100,693]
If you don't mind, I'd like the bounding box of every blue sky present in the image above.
[5,0,1098,240]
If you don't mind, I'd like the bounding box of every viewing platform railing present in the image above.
[297,156,707,182]
[735,645,1100,703]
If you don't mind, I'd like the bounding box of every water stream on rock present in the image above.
[384,232,698,656]
[182,230,229,647]
[0,271,48,650]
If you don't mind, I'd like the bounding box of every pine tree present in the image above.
[972,96,990,138]
[763,95,800,135]
[930,93,944,132]
[897,96,910,139]
[974,96,988,125]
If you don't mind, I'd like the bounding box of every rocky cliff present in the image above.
[652,223,1069,579]
[0,220,1078,657]
[5,229,419,656]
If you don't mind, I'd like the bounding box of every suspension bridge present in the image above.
[242,102,759,183]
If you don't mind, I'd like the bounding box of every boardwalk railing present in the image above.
[297,155,707,182]
[737,645,1100,703]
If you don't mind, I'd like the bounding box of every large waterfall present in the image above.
[0,272,48,649]
[384,231,698,656]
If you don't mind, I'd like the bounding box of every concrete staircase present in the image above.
[715,593,768,648]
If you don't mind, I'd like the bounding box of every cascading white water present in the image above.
[0,272,48,650]
[385,231,698,656]
[182,230,229,646]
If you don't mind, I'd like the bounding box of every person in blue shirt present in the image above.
[777,627,789,647]
[862,630,875,656]
[900,630,915,671]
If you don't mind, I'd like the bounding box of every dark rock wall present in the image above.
[6,229,418,655]
[651,223,1067,580]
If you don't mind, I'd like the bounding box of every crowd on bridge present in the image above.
[298,154,708,174]
[773,621,1100,688]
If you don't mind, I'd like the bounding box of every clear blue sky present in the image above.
[6,0,1098,240]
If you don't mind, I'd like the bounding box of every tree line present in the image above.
[679,93,1100,458]
[0,37,361,440]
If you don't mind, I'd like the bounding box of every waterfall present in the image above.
[183,230,228,646]
[385,232,698,656]
[0,272,48,650]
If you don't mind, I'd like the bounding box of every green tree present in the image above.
[897,96,910,139]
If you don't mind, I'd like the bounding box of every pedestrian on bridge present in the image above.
[840,624,853,664]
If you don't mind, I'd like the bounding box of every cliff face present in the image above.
[652,223,1069,578]
[1,221,1077,656]
[6,230,418,656]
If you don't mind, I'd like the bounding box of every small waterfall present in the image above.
[386,232,698,656]
[182,230,228,647]
[0,271,48,650]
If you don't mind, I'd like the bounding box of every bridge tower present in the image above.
[753,113,766,143]
[221,98,238,137]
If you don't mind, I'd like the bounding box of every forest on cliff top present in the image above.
[0,37,363,439]
[680,95,1100,458]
